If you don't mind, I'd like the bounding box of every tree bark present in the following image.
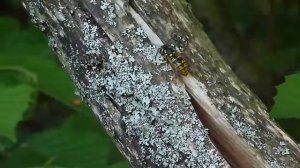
[23,0,300,167]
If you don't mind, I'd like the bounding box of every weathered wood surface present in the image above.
[23,0,300,167]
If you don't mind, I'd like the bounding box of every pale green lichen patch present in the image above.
[82,21,104,55]
[86,43,224,167]
[23,1,227,167]
[74,20,225,167]
[121,27,171,73]
[99,0,117,27]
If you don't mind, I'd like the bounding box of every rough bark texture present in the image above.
[23,0,300,167]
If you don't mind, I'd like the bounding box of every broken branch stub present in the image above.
[23,0,300,167]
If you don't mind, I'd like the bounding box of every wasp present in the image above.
[157,45,189,76]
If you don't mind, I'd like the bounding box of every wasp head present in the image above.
[160,45,175,55]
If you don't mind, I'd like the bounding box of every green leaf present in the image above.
[23,113,125,167]
[0,84,33,141]
[108,161,130,168]
[107,142,129,165]
[0,67,37,141]
[271,72,300,118]
[0,17,89,113]
[0,136,14,158]
[0,144,61,168]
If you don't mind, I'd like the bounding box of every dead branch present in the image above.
[23,0,300,167]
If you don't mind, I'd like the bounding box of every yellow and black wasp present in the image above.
[157,45,189,76]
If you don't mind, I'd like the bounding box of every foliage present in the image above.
[0,0,300,167]
[269,72,300,142]
[0,67,37,141]
[0,17,89,113]
[189,0,300,109]
[1,113,129,168]
[271,73,300,118]
[0,17,129,168]
[188,0,300,143]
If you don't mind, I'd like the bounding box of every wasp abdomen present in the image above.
[158,45,189,76]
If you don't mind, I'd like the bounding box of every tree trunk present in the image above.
[22,0,300,167]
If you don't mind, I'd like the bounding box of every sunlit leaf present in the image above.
[0,67,37,141]
[271,72,300,118]
[0,17,89,113]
